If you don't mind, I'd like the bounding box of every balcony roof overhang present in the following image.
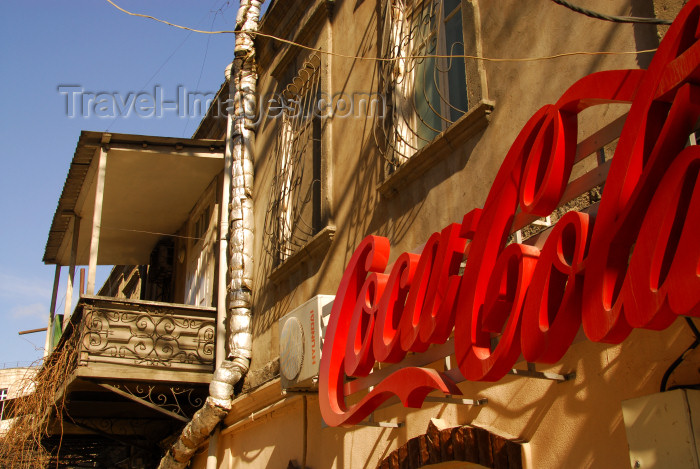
[43,131,225,266]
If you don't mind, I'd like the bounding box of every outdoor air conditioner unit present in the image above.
[622,389,700,469]
[279,295,334,390]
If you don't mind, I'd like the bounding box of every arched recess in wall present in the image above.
[377,420,525,469]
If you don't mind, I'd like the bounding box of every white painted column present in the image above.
[87,146,108,295]
[44,265,61,356]
[206,426,220,469]
[63,215,81,328]
[217,66,234,368]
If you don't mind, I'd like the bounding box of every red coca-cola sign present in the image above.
[320,1,700,427]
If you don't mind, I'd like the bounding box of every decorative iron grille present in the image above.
[376,0,469,170]
[264,53,323,266]
[81,305,215,368]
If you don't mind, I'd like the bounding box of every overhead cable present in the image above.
[660,318,700,392]
[104,0,658,63]
[551,0,672,25]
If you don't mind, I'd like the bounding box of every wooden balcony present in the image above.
[38,296,217,466]
[71,296,215,383]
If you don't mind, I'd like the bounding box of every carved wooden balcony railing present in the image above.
[67,296,216,384]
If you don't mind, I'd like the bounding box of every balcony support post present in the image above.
[87,143,108,295]
[63,215,81,328]
[44,264,61,355]
[216,92,233,368]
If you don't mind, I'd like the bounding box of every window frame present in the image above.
[0,388,8,421]
[184,180,218,307]
[408,0,468,144]
[377,0,490,177]
[264,51,334,279]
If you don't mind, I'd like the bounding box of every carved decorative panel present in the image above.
[79,299,215,372]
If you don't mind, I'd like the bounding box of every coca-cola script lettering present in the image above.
[320,1,700,427]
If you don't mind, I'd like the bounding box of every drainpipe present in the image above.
[205,60,235,469]
[157,2,261,468]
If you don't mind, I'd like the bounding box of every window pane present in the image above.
[444,0,461,15]
[445,10,467,122]
[265,54,323,265]
[415,38,442,146]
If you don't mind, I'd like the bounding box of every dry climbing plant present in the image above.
[0,324,81,469]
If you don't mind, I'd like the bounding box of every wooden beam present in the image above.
[574,113,627,163]
[79,267,85,296]
[44,265,60,355]
[18,327,48,335]
[87,146,107,295]
[62,412,153,450]
[75,364,213,384]
[105,142,224,159]
[223,378,284,426]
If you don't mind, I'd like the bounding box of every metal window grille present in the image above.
[376,0,469,170]
[0,388,7,421]
[264,53,323,266]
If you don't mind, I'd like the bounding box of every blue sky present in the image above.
[0,0,269,367]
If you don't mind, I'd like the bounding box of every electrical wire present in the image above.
[660,317,700,392]
[104,0,659,63]
[101,226,204,241]
[551,0,672,25]
[104,9,207,132]
[183,0,222,137]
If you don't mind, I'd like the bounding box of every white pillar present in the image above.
[217,67,234,368]
[87,146,108,295]
[63,215,80,328]
[206,426,220,469]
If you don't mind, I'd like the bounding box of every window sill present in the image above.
[268,225,336,284]
[378,100,495,199]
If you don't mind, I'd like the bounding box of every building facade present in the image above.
[187,0,700,468]
[32,0,700,468]
[0,366,36,436]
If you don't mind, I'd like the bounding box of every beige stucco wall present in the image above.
[195,0,698,467]
[0,367,36,401]
[0,367,37,435]
[201,319,698,469]
[245,0,680,372]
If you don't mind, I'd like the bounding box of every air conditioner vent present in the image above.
[280,317,304,381]
[278,295,334,390]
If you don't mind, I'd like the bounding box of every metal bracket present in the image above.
[508,363,576,382]
[532,216,553,227]
[424,396,488,406]
[356,413,403,428]
[320,394,486,430]
[281,389,318,396]
[97,383,190,423]
[515,216,552,243]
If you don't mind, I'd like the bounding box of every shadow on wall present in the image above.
[631,0,662,69]
[444,318,697,468]
[252,2,382,336]
[333,3,386,267]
